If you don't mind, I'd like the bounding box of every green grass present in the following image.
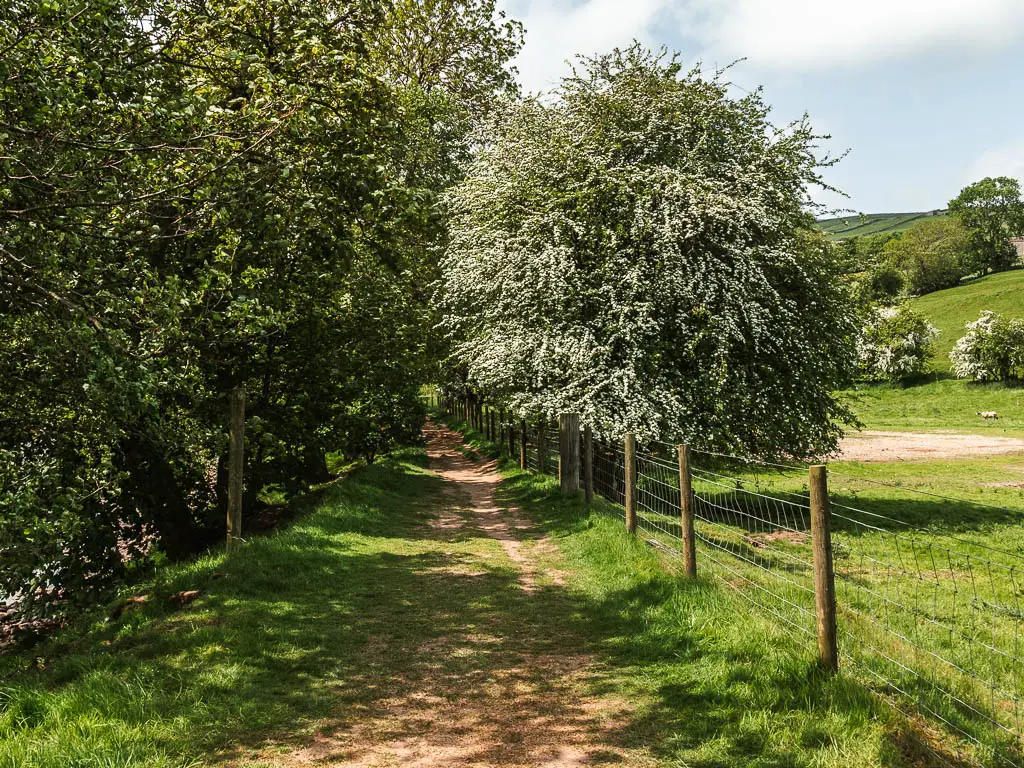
[847,377,1024,436]
[458,414,1024,766]
[452,414,987,767]
[910,269,1024,371]
[816,211,947,239]
[621,444,1024,768]
[0,449,451,767]
[845,269,1024,436]
[500,482,902,766]
[6,415,1021,767]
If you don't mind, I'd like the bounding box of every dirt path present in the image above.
[837,430,1024,462]
[284,422,650,768]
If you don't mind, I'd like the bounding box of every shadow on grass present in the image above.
[0,433,995,768]
[491,459,1003,768]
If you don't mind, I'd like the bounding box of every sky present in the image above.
[498,0,1024,215]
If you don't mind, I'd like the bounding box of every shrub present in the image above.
[868,266,904,302]
[882,218,968,295]
[950,311,1024,382]
[858,304,939,383]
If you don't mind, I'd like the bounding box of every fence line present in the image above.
[437,398,1024,766]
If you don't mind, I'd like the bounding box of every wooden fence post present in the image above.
[519,418,527,469]
[810,465,839,673]
[677,444,696,578]
[583,425,594,503]
[489,408,496,442]
[624,433,637,533]
[538,419,547,475]
[227,385,246,552]
[558,413,581,494]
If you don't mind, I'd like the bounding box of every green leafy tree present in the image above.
[948,176,1024,274]
[440,46,858,459]
[881,217,968,295]
[1,0,520,620]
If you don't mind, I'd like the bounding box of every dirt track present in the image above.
[284,421,651,768]
[837,430,1024,462]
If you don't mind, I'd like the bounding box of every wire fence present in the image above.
[638,442,1024,767]
[439,400,1024,766]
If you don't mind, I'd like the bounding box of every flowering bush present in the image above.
[440,46,860,459]
[858,304,939,382]
[950,311,1024,382]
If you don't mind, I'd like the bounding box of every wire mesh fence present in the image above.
[439,400,1024,765]
[638,444,1023,766]
[828,495,1024,766]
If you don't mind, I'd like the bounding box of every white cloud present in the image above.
[501,0,669,92]
[685,0,1024,71]
[966,139,1024,186]
[502,0,1024,89]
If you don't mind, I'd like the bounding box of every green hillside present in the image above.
[852,269,1024,435]
[910,269,1024,371]
[817,210,947,239]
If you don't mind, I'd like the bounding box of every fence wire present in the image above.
[442,402,1024,765]
[829,498,1023,766]
[636,445,818,642]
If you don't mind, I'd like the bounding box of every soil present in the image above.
[271,422,651,768]
[836,430,1024,462]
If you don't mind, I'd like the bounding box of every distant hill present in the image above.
[910,269,1024,371]
[816,210,948,239]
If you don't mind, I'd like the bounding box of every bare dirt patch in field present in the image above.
[836,431,1024,462]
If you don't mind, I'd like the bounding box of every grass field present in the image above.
[816,211,947,239]
[1,429,950,768]
[847,377,1024,436]
[909,269,1024,371]
[845,268,1024,436]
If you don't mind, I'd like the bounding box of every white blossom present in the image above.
[438,46,858,459]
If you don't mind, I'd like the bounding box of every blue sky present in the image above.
[499,0,1024,214]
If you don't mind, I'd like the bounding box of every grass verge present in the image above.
[445,414,954,767]
[0,448,446,768]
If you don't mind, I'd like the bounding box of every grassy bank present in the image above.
[0,449,446,767]
[840,269,1024,439]
[910,269,1024,371]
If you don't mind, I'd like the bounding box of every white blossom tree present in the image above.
[858,305,939,383]
[950,311,1024,382]
[439,46,858,459]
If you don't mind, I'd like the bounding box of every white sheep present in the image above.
[977,411,1000,420]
